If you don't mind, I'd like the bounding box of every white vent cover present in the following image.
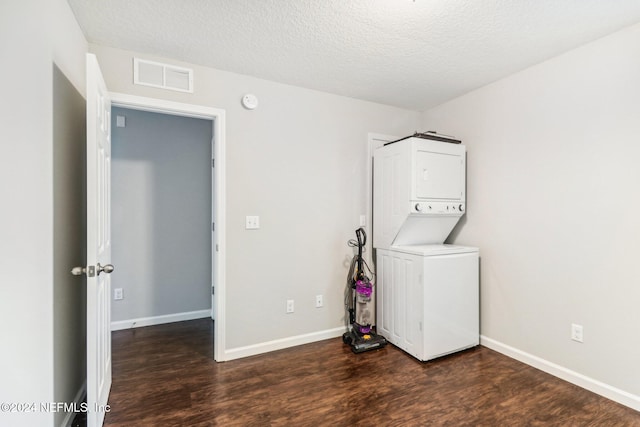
[133,58,193,93]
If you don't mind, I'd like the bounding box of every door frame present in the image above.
[110,92,227,362]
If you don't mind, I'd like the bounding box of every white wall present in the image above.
[0,0,87,425]
[0,0,87,426]
[0,2,53,425]
[423,23,640,401]
[52,65,87,427]
[91,44,421,351]
[51,5,89,425]
[111,107,213,322]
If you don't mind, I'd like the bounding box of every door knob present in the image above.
[71,266,87,276]
[71,264,114,277]
[97,263,114,275]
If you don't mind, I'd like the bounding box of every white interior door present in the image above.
[86,53,113,427]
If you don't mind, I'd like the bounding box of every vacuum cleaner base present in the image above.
[342,330,387,354]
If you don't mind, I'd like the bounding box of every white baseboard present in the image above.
[111,309,211,331]
[481,335,640,412]
[61,381,86,427]
[224,326,345,361]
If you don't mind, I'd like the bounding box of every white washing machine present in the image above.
[376,244,479,361]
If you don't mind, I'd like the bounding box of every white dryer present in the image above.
[373,136,466,249]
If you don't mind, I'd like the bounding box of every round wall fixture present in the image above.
[241,94,259,110]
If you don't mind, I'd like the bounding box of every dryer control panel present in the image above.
[412,202,465,214]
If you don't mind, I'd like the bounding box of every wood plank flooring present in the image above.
[104,319,640,426]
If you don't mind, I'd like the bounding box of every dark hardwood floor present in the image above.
[104,319,640,426]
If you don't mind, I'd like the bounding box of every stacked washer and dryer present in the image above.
[373,134,479,362]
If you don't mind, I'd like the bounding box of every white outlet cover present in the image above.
[245,215,260,229]
[571,323,583,342]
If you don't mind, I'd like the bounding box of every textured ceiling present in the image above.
[67,0,640,111]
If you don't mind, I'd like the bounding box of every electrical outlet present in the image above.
[286,299,294,314]
[315,295,323,308]
[245,215,260,230]
[571,323,583,343]
[359,215,366,227]
[114,288,123,300]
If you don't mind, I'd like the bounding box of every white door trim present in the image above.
[110,92,227,362]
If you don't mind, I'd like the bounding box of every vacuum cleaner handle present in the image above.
[356,227,366,248]
[355,228,366,278]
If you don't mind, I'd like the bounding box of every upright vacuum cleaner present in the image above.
[342,227,387,353]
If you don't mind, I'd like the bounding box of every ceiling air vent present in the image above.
[133,58,193,93]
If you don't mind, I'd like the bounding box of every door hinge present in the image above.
[211,286,215,295]
[212,222,214,231]
[212,158,215,168]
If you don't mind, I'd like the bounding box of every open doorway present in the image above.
[110,106,213,328]
[108,93,226,361]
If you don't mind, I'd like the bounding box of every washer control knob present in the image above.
[459,204,464,212]
[415,203,422,212]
